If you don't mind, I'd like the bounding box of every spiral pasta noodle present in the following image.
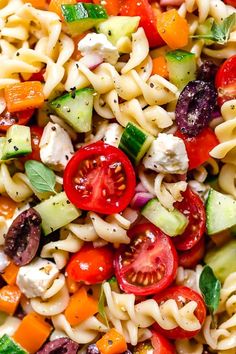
[102,282,201,345]
[176,266,203,294]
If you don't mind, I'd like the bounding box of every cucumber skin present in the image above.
[62,3,108,35]
[0,334,27,354]
[119,123,154,165]
[1,125,32,160]
[50,88,94,133]
[165,50,196,90]
[206,189,236,235]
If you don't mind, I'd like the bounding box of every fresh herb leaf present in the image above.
[199,265,221,315]
[25,160,56,194]
[98,284,109,328]
[192,13,236,44]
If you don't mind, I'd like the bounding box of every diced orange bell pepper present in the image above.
[0,285,21,315]
[152,56,169,78]
[1,262,19,285]
[96,329,127,354]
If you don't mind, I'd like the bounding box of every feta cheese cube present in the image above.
[40,122,74,171]
[103,123,124,147]
[78,33,119,65]
[143,133,189,174]
[16,258,59,298]
[0,247,9,273]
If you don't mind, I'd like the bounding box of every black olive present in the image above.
[4,208,41,266]
[197,60,218,82]
[36,338,79,354]
[175,80,217,137]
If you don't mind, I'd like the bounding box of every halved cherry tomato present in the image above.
[63,141,136,214]
[114,223,178,296]
[215,55,236,106]
[120,0,164,47]
[224,0,236,7]
[178,237,205,269]
[175,128,219,170]
[0,196,17,219]
[153,286,206,339]
[134,330,175,354]
[66,243,114,284]
[0,109,34,132]
[28,69,46,82]
[22,126,43,162]
[173,187,206,251]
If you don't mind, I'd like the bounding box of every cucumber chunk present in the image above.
[1,125,31,160]
[0,334,27,354]
[165,50,197,90]
[34,192,81,236]
[50,88,94,133]
[96,16,140,45]
[205,240,236,282]
[0,137,6,161]
[206,189,236,235]
[62,3,108,35]
[142,198,189,237]
[119,122,154,165]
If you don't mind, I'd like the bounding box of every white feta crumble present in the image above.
[143,133,189,174]
[103,123,124,147]
[39,122,74,171]
[16,258,59,298]
[78,33,119,65]
[0,247,9,273]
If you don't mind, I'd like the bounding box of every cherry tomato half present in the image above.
[175,128,219,170]
[0,109,34,132]
[224,0,236,8]
[153,286,206,339]
[134,330,176,354]
[66,243,114,284]
[114,223,178,296]
[215,55,236,106]
[120,0,164,47]
[22,126,43,162]
[173,187,206,251]
[178,237,205,269]
[63,141,136,214]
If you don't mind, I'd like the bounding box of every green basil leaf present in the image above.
[25,160,56,194]
[98,284,109,328]
[199,265,221,315]
[192,13,236,44]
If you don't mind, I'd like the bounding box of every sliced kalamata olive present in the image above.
[37,338,79,354]
[197,60,218,82]
[175,80,217,137]
[86,344,100,354]
[4,208,41,266]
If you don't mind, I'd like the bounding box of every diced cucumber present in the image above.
[62,3,108,35]
[141,198,188,237]
[96,16,140,45]
[1,125,31,160]
[165,50,197,90]
[206,189,236,235]
[119,123,154,165]
[49,88,94,133]
[0,334,27,354]
[34,192,81,236]
[205,239,236,282]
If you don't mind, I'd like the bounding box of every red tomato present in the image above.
[175,128,219,170]
[28,69,46,82]
[224,0,236,6]
[153,286,206,339]
[120,0,164,47]
[0,109,34,132]
[22,126,43,162]
[178,237,205,269]
[173,187,206,251]
[66,243,114,284]
[134,330,176,354]
[215,55,236,106]
[114,223,178,296]
[63,141,136,214]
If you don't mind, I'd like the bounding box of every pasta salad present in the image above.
[0,0,235,353]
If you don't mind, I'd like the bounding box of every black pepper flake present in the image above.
[66,108,71,113]
[8,138,12,143]
[150,82,154,88]
[65,154,69,160]
[66,200,70,204]
[16,52,20,56]
[56,104,61,108]
[50,227,54,232]
[108,340,113,345]
[13,146,19,151]
[51,126,56,131]
[108,30,112,36]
